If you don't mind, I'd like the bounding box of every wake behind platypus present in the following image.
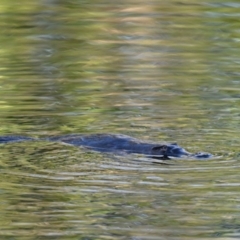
[0,134,212,160]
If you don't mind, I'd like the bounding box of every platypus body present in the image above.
[0,134,212,159]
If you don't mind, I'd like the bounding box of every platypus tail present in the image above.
[0,136,34,144]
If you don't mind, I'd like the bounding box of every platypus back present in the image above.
[0,136,33,143]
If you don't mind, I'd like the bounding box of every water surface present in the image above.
[0,0,240,239]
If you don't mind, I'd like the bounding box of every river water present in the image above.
[0,0,240,239]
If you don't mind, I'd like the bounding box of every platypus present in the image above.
[0,134,212,159]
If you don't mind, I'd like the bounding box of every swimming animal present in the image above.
[0,134,212,159]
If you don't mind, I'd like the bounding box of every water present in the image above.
[0,0,240,239]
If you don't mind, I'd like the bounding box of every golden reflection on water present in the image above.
[0,0,240,239]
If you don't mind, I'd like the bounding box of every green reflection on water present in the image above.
[0,0,240,239]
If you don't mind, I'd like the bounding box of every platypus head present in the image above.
[151,143,190,159]
[151,143,212,159]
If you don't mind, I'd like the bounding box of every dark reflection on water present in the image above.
[0,0,240,239]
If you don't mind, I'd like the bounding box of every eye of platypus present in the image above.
[151,145,168,155]
[151,144,189,158]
